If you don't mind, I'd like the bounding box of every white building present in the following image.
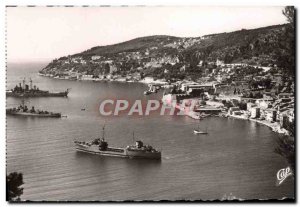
[216,59,225,67]
[91,55,101,60]
[81,75,94,80]
[180,83,214,93]
[250,107,260,118]
[229,107,240,115]
[255,99,271,110]
[109,65,118,74]
[264,109,277,122]
[247,103,256,111]
[289,109,294,123]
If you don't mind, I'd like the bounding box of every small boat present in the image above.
[200,113,210,118]
[193,129,208,135]
[193,123,208,135]
[144,91,151,95]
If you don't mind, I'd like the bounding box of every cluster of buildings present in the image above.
[161,78,294,133]
[41,35,294,134]
[41,42,185,81]
[227,92,294,130]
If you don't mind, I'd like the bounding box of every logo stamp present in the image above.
[276,167,292,186]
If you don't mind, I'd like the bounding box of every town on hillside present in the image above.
[39,22,294,137]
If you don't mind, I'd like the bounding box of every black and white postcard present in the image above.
[5,5,295,202]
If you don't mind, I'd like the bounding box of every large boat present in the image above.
[6,78,69,97]
[74,127,161,160]
[6,100,62,118]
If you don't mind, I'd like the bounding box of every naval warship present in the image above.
[74,127,161,159]
[6,100,62,118]
[6,78,69,97]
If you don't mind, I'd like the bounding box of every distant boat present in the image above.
[144,91,151,95]
[193,122,208,135]
[193,129,208,135]
[6,99,62,118]
[6,77,69,98]
[143,84,160,95]
[200,113,210,118]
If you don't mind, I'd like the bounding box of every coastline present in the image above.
[39,72,290,136]
[38,72,168,85]
[228,114,289,135]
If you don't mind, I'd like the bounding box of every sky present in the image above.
[6,6,288,62]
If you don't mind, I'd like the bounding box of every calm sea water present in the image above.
[6,62,294,201]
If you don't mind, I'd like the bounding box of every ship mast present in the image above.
[22,77,26,90]
[21,98,25,108]
[29,78,33,90]
[132,131,135,143]
[102,125,105,140]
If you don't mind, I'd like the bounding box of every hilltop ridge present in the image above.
[40,24,290,81]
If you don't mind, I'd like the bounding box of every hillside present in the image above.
[78,35,180,56]
[41,24,290,81]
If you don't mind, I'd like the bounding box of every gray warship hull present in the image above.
[6,91,68,97]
